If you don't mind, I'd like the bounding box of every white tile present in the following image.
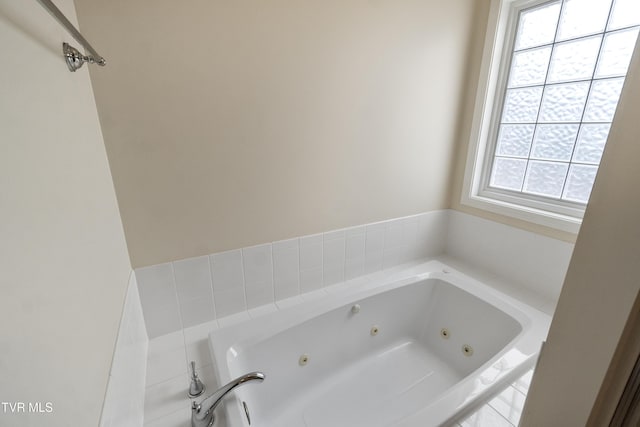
[323,228,344,240]
[345,257,365,280]
[416,210,449,258]
[178,296,216,329]
[149,330,184,358]
[198,363,219,389]
[345,233,365,260]
[143,300,182,339]
[129,273,149,344]
[323,265,344,286]
[402,216,421,261]
[272,237,298,251]
[136,263,178,311]
[345,225,365,237]
[381,216,422,268]
[210,250,244,292]
[300,267,323,293]
[213,287,246,318]
[242,244,273,287]
[274,278,299,301]
[183,321,217,373]
[513,369,534,395]
[365,224,385,273]
[172,256,213,301]
[273,239,299,300]
[248,303,279,319]
[245,281,275,309]
[383,247,404,269]
[185,340,212,371]
[217,311,251,328]
[384,220,404,249]
[364,254,383,274]
[101,273,147,427]
[446,210,573,303]
[146,346,188,387]
[459,404,514,427]
[183,320,218,346]
[143,407,190,427]
[144,375,190,423]
[323,234,345,267]
[299,234,323,270]
[489,386,526,426]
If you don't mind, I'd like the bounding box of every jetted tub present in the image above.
[209,260,550,427]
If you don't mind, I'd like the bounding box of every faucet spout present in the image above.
[191,371,265,427]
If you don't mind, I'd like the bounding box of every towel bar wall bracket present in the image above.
[36,0,107,72]
[63,42,105,72]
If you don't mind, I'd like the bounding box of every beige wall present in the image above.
[0,1,131,426]
[449,0,577,244]
[520,41,640,426]
[75,0,482,268]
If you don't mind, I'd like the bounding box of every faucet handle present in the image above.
[188,361,205,398]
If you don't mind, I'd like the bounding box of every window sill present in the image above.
[461,191,582,234]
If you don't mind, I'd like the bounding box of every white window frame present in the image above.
[461,0,586,234]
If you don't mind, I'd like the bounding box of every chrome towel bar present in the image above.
[35,0,106,72]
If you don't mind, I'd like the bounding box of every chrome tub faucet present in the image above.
[188,361,205,398]
[191,371,265,427]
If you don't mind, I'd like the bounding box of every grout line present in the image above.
[296,237,302,296]
[342,230,347,284]
[320,234,324,289]
[269,243,275,304]
[168,262,190,373]
[239,249,248,311]
[207,255,217,323]
[487,401,517,427]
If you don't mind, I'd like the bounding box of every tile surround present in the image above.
[134,208,575,426]
[446,210,574,305]
[100,273,148,427]
[136,210,449,338]
[135,209,573,338]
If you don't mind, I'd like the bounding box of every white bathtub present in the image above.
[209,260,550,427]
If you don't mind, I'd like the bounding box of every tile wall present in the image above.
[124,208,576,426]
[446,210,574,305]
[100,273,149,427]
[136,210,449,338]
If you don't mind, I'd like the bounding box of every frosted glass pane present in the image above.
[523,161,569,198]
[583,78,624,122]
[595,28,639,78]
[608,0,640,30]
[509,47,552,87]
[490,157,527,191]
[563,164,598,203]
[539,82,590,122]
[573,124,611,164]
[557,0,612,41]
[547,36,601,84]
[496,125,535,157]
[531,124,579,161]
[502,87,544,123]
[515,2,562,50]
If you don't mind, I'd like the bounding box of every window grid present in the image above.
[500,75,627,97]
[489,0,640,204]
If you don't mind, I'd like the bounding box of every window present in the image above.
[462,0,640,232]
